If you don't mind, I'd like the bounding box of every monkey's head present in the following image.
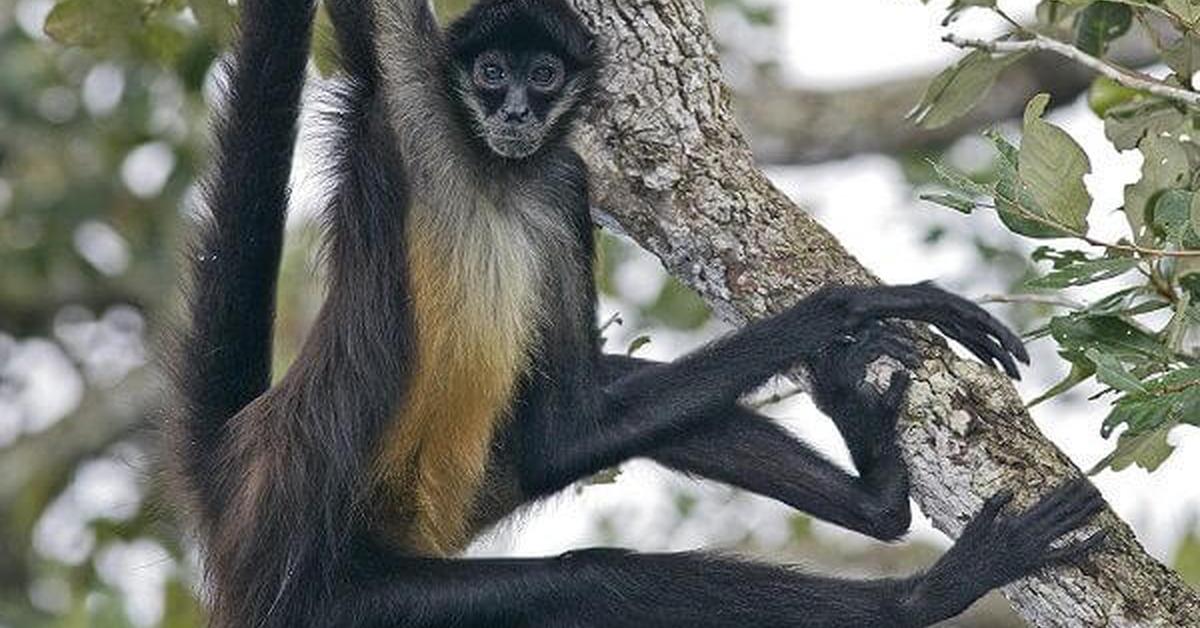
[448,0,597,160]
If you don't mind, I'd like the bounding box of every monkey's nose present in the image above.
[503,107,532,123]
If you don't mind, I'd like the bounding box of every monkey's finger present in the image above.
[906,282,1029,365]
[1021,479,1101,533]
[916,282,1030,365]
[866,283,1029,365]
[1042,530,1108,568]
[969,490,1014,530]
[880,371,911,412]
[936,324,1017,379]
[1044,490,1106,541]
[880,336,921,370]
[931,313,1026,374]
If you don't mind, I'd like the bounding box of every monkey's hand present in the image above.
[902,479,1107,625]
[806,321,916,471]
[808,281,1029,379]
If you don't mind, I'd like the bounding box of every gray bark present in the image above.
[739,40,1156,165]
[568,0,1200,625]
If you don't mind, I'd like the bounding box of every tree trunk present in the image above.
[568,1,1200,625]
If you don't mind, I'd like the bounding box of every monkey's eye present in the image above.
[528,57,565,91]
[482,64,505,83]
[530,65,555,85]
[474,56,508,89]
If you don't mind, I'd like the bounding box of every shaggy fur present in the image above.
[169,0,1107,626]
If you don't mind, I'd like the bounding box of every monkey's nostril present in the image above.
[504,107,531,123]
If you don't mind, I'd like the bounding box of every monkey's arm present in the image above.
[600,355,912,541]
[520,283,1025,495]
[327,480,1103,628]
[175,0,315,497]
[331,0,475,177]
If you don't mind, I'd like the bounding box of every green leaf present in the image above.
[1088,76,1142,116]
[189,0,236,44]
[1027,360,1096,407]
[1086,348,1148,394]
[1150,188,1200,247]
[580,467,622,489]
[920,193,976,213]
[1190,188,1200,234]
[1090,424,1175,473]
[1032,246,1090,268]
[928,160,992,197]
[312,2,341,77]
[44,0,141,47]
[1166,0,1200,26]
[647,279,711,330]
[1170,531,1200,587]
[1074,2,1133,56]
[995,167,1074,238]
[1050,314,1174,364]
[627,335,652,356]
[1164,34,1200,79]
[1104,99,1185,150]
[1146,365,1200,391]
[985,128,1021,165]
[1024,257,1138,288]
[1018,93,1093,235]
[941,0,998,24]
[1125,135,1191,243]
[1037,0,1086,27]
[1099,374,1200,437]
[141,22,188,63]
[989,131,1066,237]
[909,50,1027,129]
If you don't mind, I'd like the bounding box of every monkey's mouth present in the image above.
[485,125,545,159]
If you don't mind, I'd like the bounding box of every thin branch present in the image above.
[749,383,807,409]
[943,32,1200,108]
[979,293,1086,309]
[975,200,1200,259]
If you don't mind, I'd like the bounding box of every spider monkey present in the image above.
[169,0,1107,626]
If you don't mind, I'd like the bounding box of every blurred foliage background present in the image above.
[0,0,1197,626]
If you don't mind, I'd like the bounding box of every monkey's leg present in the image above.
[329,481,1105,628]
[598,355,911,541]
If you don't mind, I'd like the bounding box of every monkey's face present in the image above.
[460,48,585,159]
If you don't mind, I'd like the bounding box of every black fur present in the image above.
[447,0,596,68]
[169,0,1107,626]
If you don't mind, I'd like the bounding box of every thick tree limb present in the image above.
[742,50,1098,164]
[739,38,1156,165]
[569,0,1200,625]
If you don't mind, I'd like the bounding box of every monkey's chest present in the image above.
[376,205,545,556]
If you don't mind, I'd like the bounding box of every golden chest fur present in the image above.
[376,195,545,556]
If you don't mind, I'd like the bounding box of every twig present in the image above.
[750,383,807,408]
[598,311,623,334]
[942,32,1200,108]
[976,200,1200,259]
[979,294,1085,309]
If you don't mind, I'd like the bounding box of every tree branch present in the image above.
[569,0,1200,625]
[944,32,1200,108]
[741,50,1104,164]
[738,38,1157,164]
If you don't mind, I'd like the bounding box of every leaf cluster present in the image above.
[918,0,1200,472]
